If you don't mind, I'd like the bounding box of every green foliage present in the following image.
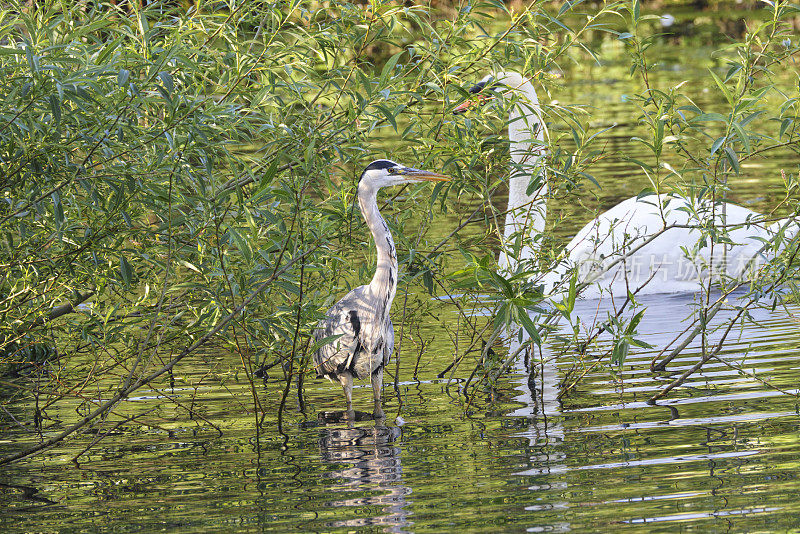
[1,0,799,462]
[441,0,800,398]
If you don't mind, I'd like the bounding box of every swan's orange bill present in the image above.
[454,100,477,113]
[454,95,494,114]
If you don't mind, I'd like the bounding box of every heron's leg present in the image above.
[371,367,384,419]
[338,372,355,420]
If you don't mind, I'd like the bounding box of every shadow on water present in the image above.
[0,482,57,511]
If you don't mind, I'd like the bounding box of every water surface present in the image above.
[3,293,800,532]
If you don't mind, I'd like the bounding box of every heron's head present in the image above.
[359,159,450,189]
[453,71,533,114]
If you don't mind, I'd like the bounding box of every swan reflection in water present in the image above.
[508,291,799,530]
[318,421,411,532]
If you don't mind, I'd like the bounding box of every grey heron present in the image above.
[313,160,450,420]
[456,71,797,298]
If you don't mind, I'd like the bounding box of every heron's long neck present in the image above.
[505,81,548,243]
[358,183,399,314]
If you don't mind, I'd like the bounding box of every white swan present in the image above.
[457,71,798,299]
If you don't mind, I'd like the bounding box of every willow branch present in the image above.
[0,247,316,466]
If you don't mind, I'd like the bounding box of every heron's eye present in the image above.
[388,167,399,175]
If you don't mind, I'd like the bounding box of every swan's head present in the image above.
[454,71,539,114]
[358,159,450,190]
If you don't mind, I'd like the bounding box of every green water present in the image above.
[3,294,800,532]
[3,32,800,533]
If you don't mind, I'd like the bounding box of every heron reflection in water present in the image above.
[318,421,411,532]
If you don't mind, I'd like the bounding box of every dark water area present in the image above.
[3,27,800,534]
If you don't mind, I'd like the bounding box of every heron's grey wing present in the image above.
[313,288,366,377]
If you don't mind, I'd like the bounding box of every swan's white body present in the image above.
[490,71,797,299]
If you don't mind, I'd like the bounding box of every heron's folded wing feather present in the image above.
[313,287,370,375]
[314,313,357,373]
[384,318,394,368]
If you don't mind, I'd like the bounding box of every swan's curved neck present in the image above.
[771,217,800,247]
[499,73,548,263]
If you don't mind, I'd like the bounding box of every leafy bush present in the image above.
[1,0,798,463]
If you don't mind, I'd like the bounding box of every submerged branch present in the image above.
[14,290,96,337]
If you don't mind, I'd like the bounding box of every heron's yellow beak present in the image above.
[399,167,451,182]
